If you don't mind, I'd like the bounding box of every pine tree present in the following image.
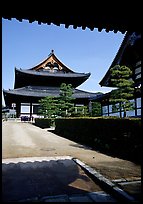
[58,83,75,117]
[38,96,59,118]
[109,65,135,117]
[38,83,75,118]
[91,102,102,116]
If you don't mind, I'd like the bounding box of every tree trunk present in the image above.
[123,111,126,118]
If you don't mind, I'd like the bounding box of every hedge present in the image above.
[34,118,53,128]
[54,117,142,163]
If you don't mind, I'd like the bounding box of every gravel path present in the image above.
[2,121,141,180]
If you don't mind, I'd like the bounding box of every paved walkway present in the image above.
[2,156,118,202]
[2,121,141,202]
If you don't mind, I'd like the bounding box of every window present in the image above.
[112,103,120,112]
[21,103,31,114]
[129,99,135,109]
[134,60,141,80]
[135,67,141,75]
[135,74,141,79]
[102,106,108,114]
[109,112,120,117]
[33,104,40,114]
[137,109,141,116]
[109,104,112,113]
[136,98,141,108]
[135,61,141,66]
[126,110,135,117]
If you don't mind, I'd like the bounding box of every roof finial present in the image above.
[51,49,54,54]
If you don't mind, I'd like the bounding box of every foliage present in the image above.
[91,102,102,116]
[38,96,59,118]
[58,83,75,117]
[35,118,53,128]
[38,83,75,118]
[109,65,135,117]
[38,83,92,118]
[71,105,89,117]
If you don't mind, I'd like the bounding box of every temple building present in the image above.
[93,32,141,117]
[3,50,102,118]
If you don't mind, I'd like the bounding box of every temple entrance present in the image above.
[20,103,41,119]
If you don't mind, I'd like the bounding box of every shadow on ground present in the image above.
[2,159,102,202]
[69,143,92,150]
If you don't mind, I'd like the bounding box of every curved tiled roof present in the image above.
[3,86,101,99]
[15,68,90,78]
[2,3,141,34]
[14,51,91,88]
[14,68,91,89]
[99,32,141,87]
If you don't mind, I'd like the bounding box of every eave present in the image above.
[99,32,141,87]
[2,6,141,34]
[3,86,101,100]
[14,68,91,88]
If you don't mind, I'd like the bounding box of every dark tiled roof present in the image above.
[16,68,90,78]
[3,86,102,99]
[14,68,91,88]
[99,32,141,87]
[2,4,141,34]
[90,92,110,101]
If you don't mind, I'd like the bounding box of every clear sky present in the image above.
[2,18,125,105]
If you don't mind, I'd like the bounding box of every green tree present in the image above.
[71,105,89,117]
[38,96,59,118]
[109,65,135,117]
[91,102,102,116]
[38,83,75,118]
[58,83,75,117]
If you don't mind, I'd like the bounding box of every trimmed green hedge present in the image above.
[34,118,53,128]
[54,117,142,163]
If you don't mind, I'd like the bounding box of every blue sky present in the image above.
[2,18,125,105]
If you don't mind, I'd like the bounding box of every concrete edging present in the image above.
[2,156,136,202]
[72,158,135,202]
[2,156,73,164]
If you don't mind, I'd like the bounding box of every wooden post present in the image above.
[30,102,32,120]
[16,102,20,118]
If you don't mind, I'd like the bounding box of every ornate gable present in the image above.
[31,50,74,73]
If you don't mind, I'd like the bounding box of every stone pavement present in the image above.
[2,156,139,202]
[2,121,141,182]
[19,192,117,202]
[2,122,142,202]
